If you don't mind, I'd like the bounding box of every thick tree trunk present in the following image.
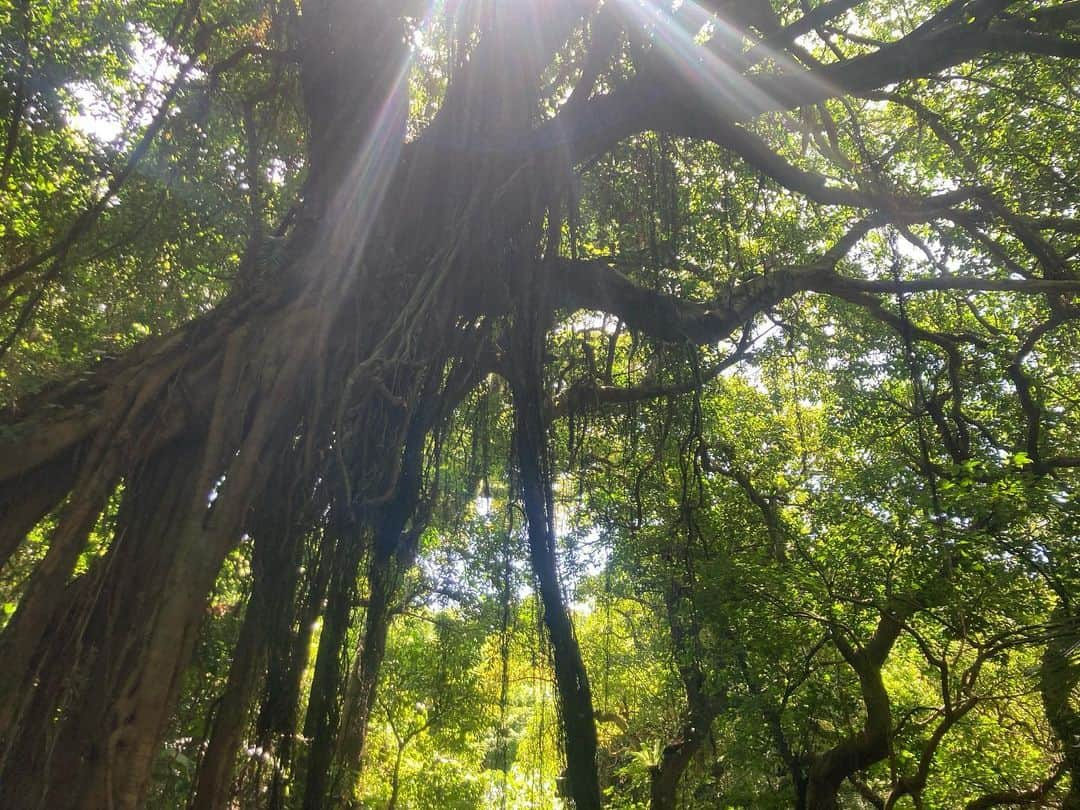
[0,438,203,806]
[0,4,1072,808]
[72,334,312,810]
[805,666,892,810]
[1,306,315,808]
[0,572,91,797]
[0,1,570,797]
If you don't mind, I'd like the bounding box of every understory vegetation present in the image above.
[1,0,1079,808]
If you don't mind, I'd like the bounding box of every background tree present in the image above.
[1,0,1079,808]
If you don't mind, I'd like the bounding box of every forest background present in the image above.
[1,0,1079,808]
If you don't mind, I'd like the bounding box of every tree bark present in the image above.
[1041,603,1080,810]
[0,437,208,807]
[330,389,437,803]
[190,500,303,810]
[258,527,334,810]
[0,453,75,571]
[650,562,721,810]
[300,524,366,810]
[513,323,603,810]
[0,450,120,742]
[804,613,904,810]
[190,576,267,810]
[0,3,1071,807]
[331,546,404,805]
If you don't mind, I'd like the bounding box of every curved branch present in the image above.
[549,258,834,343]
[964,763,1066,810]
[540,16,1079,164]
[550,257,1079,347]
[550,339,749,418]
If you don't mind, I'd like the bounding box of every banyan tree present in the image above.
[1,0,1079,808]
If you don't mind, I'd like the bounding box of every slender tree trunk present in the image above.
[1042,603,1080,810]
[332,554,397,804]
[0,452,119,741]
[513,326,603,810]
[650,567,720,810]
[0,570,91,797]
[190,504,302,810]
[300,524,366,810]
[331,397,434,804]
[190,581,266,810]
[259,528,334,810]
[388,745,406,810]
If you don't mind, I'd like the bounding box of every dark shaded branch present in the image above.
[550,257,1079,347]
[699,447,789,561]
[539,15,1080,164]
[743,0,866,67]
[549,258,834,343]
[883,696,979,809]
[551,338,750,418]
[564,4,621,110]
[819,276,1080,296]
[637,114,978,213]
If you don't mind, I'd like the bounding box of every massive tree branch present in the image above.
[538,13,1079,164]
[549,258,1080,347]
[549,258,833,343]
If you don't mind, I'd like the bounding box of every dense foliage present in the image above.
[1,1,1079,808]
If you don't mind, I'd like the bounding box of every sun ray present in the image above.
[610,0,839,122]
